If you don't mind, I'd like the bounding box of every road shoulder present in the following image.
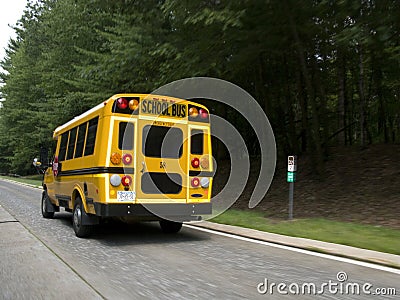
[190,221,400,269]
[0,204,102,299]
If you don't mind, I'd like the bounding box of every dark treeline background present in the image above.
[0,0,399,175]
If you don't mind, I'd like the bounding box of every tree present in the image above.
[1,0,399,175]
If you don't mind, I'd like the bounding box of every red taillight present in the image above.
[117,97,129,110]
[121,175,132,187]
[199,108,208,119]
[122,153,132,165]
[191,177,200,187]
[191,158,200,168]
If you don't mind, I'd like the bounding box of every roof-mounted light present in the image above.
[116,98,129,110]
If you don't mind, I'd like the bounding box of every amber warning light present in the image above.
[188,105,209,122]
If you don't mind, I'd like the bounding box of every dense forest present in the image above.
[0,0,399,175]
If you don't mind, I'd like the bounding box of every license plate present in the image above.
[117,191,136,202]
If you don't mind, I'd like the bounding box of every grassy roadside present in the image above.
[211,209,400,255]
[0,175,42,187]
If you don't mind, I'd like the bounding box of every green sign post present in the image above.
[287,171,296,183]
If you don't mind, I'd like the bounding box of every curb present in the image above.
[0,204,102,299]
[190,221,400,269]
[0,178,42,190]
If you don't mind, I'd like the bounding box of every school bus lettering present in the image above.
[36,93,213,238]
[141,99,186,118]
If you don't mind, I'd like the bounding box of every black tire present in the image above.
[159,219,183,234]
[72,197,93,238]
[41,191,54,219]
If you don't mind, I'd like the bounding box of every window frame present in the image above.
[190,129,204,155]
[58,132,69,161]
[74,122,88,159]
[66,127,78,160]
[118,122,134,151]
[84,117,99,157]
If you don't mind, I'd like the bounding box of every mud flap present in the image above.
[81,208,100,225]
[42,191,59,212]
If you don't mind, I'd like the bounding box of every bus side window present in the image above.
[191,129,204,155]
[119,122,134,150]
[66,127,77,160]
[74,123,87,158]
[84,117,99,156]
[58,132,69,161]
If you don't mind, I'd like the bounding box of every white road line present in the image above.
[0,179,42,190]
[184,224,400,275]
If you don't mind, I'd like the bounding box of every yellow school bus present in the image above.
[37,94,213,237]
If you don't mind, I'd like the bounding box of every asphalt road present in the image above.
[0,180,398,299]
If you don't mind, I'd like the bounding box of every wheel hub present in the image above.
[74,206,81,228]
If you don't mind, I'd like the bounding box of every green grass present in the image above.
[0,175,42,187]
[211,209,400,255]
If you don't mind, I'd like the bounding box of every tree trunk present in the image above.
[337,54,347,145]
[375,65,388,143]
[285,3,324,174]
[358,45,367,148]
[347,68,357,146]
[256,55,269,115]
[312,56,329,156]
[284,56,298,154]
[296,69,308,152]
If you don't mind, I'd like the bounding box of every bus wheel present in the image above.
[159,220,182,234]
[72,197,93,238]
[41,191,54,219]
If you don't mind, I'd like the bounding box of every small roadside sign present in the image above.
[288,155,297,172]
[287,171,296,183]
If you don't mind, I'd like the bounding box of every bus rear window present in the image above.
[191,129,204,155]
[119,122,134,150]
[141,172,182,194]
[142,125,183,158]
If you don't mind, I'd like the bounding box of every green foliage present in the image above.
[0,0,399,175]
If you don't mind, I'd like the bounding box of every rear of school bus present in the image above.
[97,94,213,225]
[43,94,213,237]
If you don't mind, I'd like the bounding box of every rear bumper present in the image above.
[93,202,212,219]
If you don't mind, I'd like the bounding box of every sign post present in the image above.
[287,156,297,220]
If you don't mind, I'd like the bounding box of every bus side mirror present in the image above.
[40,147,49,168]
[33,158,45,174]
[33,158,42,167]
